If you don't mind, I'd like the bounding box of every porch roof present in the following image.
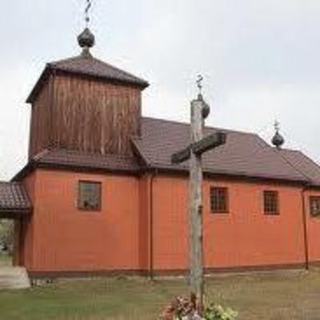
[0,182,32,219]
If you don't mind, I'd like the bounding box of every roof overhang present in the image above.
[0,181,32,219]
[0,209,31,220]
[26,63,150,104]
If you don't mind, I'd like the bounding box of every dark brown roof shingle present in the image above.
[12,118,320,187]
[49,56,149,87]
[0,182,31,213]
[27,55,149,103]
[279,149,320,187]
[34,149,140,173]
[132,117,313,183]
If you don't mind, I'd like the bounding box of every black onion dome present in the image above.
[202,102,210,119]
[272,131,285,149]
[77,28,95,49]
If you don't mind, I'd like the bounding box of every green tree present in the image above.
[0,220,14,254]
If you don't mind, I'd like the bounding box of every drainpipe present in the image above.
[149,169,157,280]
[301,187,309,270]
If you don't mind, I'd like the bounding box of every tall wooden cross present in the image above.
[171,77,226,305]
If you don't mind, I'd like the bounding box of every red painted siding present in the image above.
[19,172,36,268]
[305,190,320,263]
[25,169,141,273]
[21,169,320,275]
[152,176,307,271]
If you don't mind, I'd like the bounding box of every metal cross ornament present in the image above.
[85,0,92,27]
[196,75,204,95]
[171,78,226,309]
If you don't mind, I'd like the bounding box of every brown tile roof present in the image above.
[13,149,141,181]
[132,117,313,184]
[279,149,320,187]
[12,118,320,187]
[34,149,140,173]
[27,55,149,103]
[0,182,32,215]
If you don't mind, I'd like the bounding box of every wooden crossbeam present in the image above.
[171,132,226,164]
[192,132,226,156]
[171,146,191,164]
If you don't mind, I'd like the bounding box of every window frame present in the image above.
[77,180,102,212]
[309,196,320,218]
[210,186,229,214]
[263,190,279,216]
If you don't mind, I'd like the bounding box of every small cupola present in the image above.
[271,121,285,149]
[77,27,95,58]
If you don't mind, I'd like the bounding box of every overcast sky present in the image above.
[1,0,320,180]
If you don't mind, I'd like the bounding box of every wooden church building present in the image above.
[1,27,320,278]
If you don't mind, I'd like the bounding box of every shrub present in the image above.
[160,294,238,320]
[203,304,238,320]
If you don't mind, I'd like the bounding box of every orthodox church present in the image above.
[1,26,320,279]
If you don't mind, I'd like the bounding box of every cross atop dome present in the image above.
[77,0,95,57]
[78,28,95,57]
[272,120,285,149]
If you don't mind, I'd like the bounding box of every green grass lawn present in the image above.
[0,268,320,320]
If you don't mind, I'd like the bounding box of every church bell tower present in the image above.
[27,26,149,159]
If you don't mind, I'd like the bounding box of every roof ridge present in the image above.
[142,116,264,136]
[48,55,82,66]
[268,146,310,183]
[287,149,320,172]
[90,56,149,84]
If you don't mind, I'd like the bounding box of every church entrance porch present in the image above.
[0,182,32,269]
[0,217,31,289]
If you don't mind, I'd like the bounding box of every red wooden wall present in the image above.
[20,169,320,276]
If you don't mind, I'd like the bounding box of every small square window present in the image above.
[264,191,279,215]
[78,181,101,211]
[310,196,320,217]
[210,187,229,214]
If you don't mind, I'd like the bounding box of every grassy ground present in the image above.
[0,268,320,320]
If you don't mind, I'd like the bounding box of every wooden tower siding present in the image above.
[29,75,53,159]
[29,73,142,158]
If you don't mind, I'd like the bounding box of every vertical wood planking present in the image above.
[29,73,142,158]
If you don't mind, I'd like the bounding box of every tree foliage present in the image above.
[0,220,14,254]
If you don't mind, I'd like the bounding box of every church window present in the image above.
[78,181,102,211]
[210,187,229,213]
[310,196,320,217]
[264,191,279,215]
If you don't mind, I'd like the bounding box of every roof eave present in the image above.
[50,66,150,89]
[12,159,142,181]
[26,65,52,104]
[143,164,309,186]
[26,64,149,104]
[0,208,32,219]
